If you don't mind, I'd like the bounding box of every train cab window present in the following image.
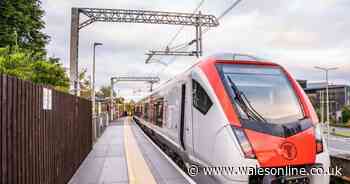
[192,80,213,115]
[218,64,304,124]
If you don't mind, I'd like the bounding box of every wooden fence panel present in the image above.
[0,74,92,184]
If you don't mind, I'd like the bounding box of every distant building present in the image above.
[300,81,350,122]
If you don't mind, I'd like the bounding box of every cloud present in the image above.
[42,0,350,99]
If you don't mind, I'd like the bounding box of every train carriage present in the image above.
[134,53,330,184]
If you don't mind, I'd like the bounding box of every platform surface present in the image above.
[68,117,191,184]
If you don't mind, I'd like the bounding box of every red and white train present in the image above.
[133,53,330,184]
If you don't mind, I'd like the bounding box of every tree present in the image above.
[126,100,135,113]
[96,85,125,104]
[0,0,72,92]
[0,0,49,59]
[79,69,92,99]
[0,47,31,79]
[30,60,69,89]
[96,85,116,99]
[0,47,69,91]
[342,106,350,124]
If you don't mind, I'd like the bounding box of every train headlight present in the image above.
[315,124,324,154]
[232,127,256,159]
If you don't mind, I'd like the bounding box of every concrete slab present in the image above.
[106,143,125,157]
[69,117,192,184]
[68,157,105,184]
[98,157,128,183]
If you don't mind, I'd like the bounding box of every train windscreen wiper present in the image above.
[227,76,267,123]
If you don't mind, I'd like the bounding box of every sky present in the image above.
[41,0,350,100]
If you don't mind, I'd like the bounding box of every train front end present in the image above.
[199,54,330,184]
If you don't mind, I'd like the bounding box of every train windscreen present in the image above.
[218,64,304,124]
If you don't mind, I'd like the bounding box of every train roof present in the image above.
[207,53,262,62]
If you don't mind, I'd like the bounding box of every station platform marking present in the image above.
[68,117,192,184]
[124,117,157,184]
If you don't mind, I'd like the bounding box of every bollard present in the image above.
[104,115,106,129]
[96,117,100,138]
[99,116,103,136]
[111,109,114,121]
[106,113,109,126]
[92,117,97,143]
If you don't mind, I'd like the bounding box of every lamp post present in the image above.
[314,66,338,144]
[92,42,103,117]
[110,78,115,120]
[320,90,324,123]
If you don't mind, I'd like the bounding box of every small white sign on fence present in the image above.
[43,88,52,110]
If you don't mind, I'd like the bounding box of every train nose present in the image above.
[244,128,316,167]
[279,142,298,161]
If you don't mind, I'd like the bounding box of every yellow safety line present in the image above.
[124,117,157,184]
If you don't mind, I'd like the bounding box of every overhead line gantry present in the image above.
[70,8,219,95]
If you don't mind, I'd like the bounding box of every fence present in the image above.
[0,74,92,184]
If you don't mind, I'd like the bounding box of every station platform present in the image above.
[68,117,193,184]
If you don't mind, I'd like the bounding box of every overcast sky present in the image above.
[42,0,350,100]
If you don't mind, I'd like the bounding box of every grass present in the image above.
[331,123,350,128]
[330,131,350,138]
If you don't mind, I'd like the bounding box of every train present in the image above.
[133,53,330,184]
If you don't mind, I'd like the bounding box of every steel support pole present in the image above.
[70,8,80,95]
[195,12,203,57]
[92,44,96,117]
[199,25,202,57]
[320,90,324,123]
[92,43,102,117]
[198,11,203,57]
[110,78,114,120]
[195,25,199,58]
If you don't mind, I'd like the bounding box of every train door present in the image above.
[191,72,214,161]
[183,78,194,155]
[179,84,186,149]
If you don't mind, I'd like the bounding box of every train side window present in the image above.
[144,103,149,120]
[192,79,213,115]
[154,98,164,127]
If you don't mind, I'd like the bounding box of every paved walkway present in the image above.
[68,117,192,184]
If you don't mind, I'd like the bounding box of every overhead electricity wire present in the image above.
[153,0,243,78]
[153,0,206,72]
[169,0,243,51]
[165,0,206,49]
[202,0,243,33]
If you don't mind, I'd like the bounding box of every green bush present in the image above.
[342,106,350,123]
[0,47,69,92]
